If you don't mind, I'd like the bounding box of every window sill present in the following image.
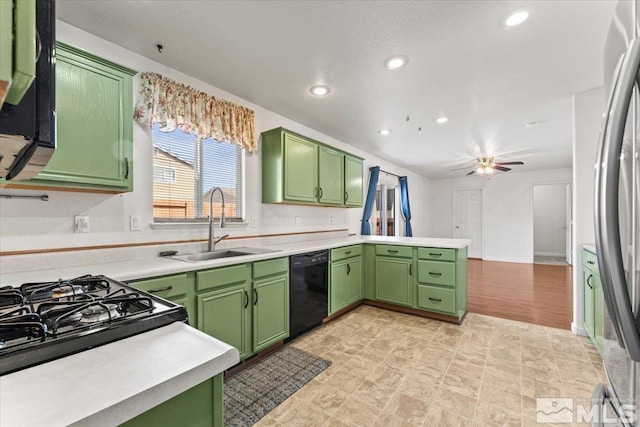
[150,221,249,229]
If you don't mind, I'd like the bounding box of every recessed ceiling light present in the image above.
[501,10,529,27]
[384,55,409,70]
[309,85,331,96]
[436,117,449,125]
[378,129,392,135]
[525,120,544,128]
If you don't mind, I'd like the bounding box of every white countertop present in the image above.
[0,236,471,286]
[0,322,239,427]
[583,243,596,254]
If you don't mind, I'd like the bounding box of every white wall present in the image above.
[572,86,604,335]
[429,168,572,263]
[0,21,431,253]
[533,184,567,257]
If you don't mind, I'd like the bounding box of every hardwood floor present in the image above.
[467,258,573,330]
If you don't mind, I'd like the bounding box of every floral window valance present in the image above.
[134,72,257,152]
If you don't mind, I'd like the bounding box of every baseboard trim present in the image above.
[362,299,463,325]
[572,322,587,336]
[535,252,565,257]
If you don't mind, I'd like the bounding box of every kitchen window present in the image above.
[152,124,245,222]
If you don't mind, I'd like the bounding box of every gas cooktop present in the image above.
[0,274,188,375]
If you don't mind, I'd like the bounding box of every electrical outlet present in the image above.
[251,217,257,228]
[75,215,89,233]
[130,215,142,231]
[295,216,301,226]
[331,216,337,225]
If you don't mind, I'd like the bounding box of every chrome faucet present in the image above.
[208,186,229,251]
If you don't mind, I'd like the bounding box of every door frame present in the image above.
[452,187,484,259]
[530,180,573,264]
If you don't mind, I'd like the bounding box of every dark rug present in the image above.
[224,346,332,426]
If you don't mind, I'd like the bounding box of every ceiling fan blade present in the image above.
[494,161,524,165]
[450,164,476,171]
[466,170,475,176]
[492,166,511,172]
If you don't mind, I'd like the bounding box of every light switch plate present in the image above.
[75,215,89,233]
[130,215,142,231]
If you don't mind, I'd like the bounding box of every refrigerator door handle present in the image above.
[596,36,640,360]
[595,50,628,348]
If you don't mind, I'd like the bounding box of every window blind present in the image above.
[152,123,244,221]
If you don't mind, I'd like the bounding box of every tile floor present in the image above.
[253,305,604,427]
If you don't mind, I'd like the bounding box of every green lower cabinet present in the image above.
[375,257,413,307]
[330,261,350,314]
[120,374,224,427]
[583,248,603,353]
[583,267,595,339]
[330,257,362,314]
[417,285,456,315]
[198,283,251,360]
[594,275,604,352]
[253,274,289,352]
[128,273,195,324]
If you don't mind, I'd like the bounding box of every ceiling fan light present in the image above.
[476,166,485,175]
[486,167,495,175]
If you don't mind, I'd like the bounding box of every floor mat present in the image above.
[224,346,331,426]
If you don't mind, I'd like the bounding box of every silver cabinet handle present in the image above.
[595,38,639,359]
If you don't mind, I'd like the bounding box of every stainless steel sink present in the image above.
[169,247,281,263]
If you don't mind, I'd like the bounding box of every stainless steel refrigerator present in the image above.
[593,0,640,425]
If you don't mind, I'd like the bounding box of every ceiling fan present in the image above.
[451,156,524,176]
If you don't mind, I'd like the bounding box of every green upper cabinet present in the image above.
[344,155,363,207]
[261,127,363,207]
[9,42,136,192]
[318,147,344,205]
[284,133,318,203]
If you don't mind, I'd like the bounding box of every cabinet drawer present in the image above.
[417,248,455,262]
[331,245,362,261]
[418,261,456,287]
[197,264,250,292]
[583,249,599,275]
[130,274,188,299]
[253,257,289,279]
[417,285,456,315]
[375,245,412,258]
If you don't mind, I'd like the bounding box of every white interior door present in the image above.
[453,189,482,258]
[565,183,572,265]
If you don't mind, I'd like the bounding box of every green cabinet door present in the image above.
[347,258,363,305]
[253,274,289,352]
[330,261,349,314]
[0,0,14,106]
[344,155,363,207]
[583,268,595,340]
[594,275,604,352]
[198,283,251,360]
[376,257,413,307]
[318,146,344,205]
[284,133,318,203]
[121,375,223,427]
[18,43,135,192]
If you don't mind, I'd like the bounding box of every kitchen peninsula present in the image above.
[0,234,469,426]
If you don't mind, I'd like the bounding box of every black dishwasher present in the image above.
[288,250,328,340]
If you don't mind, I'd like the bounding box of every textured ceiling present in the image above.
[57,1,616,178]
